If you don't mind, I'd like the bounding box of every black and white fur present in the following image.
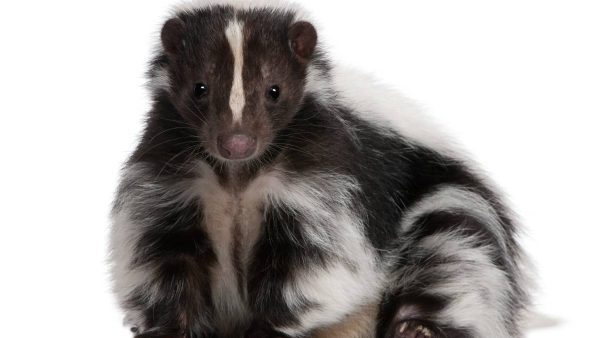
[110,1,530,337]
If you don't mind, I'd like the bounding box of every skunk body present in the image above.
[111,1,529,337]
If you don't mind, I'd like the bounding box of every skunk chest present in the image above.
[194,166,274,327]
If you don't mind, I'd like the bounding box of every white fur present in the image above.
[386,232,513,338]
[279,258,382,336]
[110,164,198,300]
[420,233,512,338]
[147,67,171,93]
[265,172,361,253]
[262,172,383,335]
[393,185,521,338]
[306,65,463,159]
[110,209,153,308]
[400,185,509,254]
[110,164,205,329]
[225,19,246,124]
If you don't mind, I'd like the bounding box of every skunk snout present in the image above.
[217,133,257,160]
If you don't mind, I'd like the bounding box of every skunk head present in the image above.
[156,6,318,162]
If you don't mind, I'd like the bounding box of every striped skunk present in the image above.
[110,1,530,337]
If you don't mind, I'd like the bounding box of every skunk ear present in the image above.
[161,18,186,55]
[288,21,317,61]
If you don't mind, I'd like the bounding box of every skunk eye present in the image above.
[267,85,280,101]
[194,83,208,97]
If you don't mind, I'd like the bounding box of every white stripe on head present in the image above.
[225,19,245,123]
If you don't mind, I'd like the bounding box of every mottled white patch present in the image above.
[147,66,171,93]
[225,19,246,123]
[304,63,334,101]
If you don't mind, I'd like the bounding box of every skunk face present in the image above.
[160,8,317,162]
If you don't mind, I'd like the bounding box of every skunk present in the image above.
[110,1,530,337]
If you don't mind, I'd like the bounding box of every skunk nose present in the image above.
[217,133,257,160]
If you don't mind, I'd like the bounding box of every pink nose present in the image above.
[217,134,257,160]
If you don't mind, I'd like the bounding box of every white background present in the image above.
[0,1,598,337]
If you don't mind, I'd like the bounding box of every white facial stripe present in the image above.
[225,19,245,123]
